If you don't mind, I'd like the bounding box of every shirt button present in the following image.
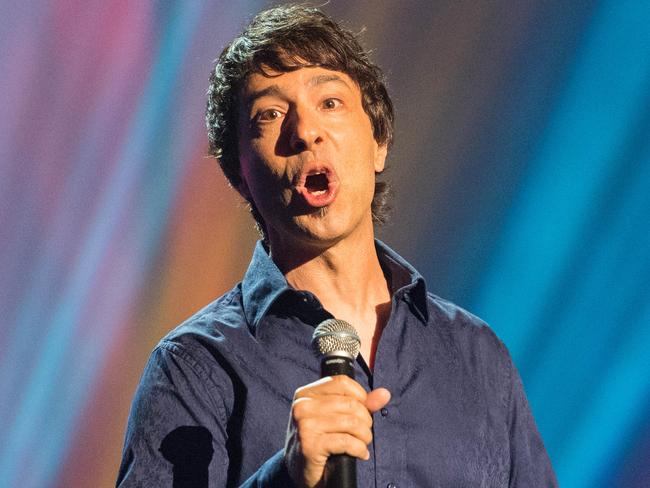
[387,483,397,488]
[380,407,389,417]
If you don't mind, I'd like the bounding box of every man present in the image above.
[117,5,557,487]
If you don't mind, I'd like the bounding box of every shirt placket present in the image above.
[369,293,412,488]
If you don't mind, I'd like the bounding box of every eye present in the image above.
[321,98,342,110]
[256,108,284,122]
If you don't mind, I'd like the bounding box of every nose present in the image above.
[288,106,323,153]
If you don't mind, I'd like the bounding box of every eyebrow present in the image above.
[307,73,349,89]
[243,85,283,109]
[243,73,351,109]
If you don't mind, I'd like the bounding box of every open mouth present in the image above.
[294,166,340,208]
[304,172,329,195]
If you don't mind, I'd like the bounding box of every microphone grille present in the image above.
[312,319,361,359]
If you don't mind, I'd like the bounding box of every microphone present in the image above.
[312,319,361,488]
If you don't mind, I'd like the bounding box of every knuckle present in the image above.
[363,411,373,427]
[343,396,356,412]
[361,428,373,444]
[299,417,316,433]
[337,434,362,456]
[342,414,358,430]
[294,384,309,399]
[333,375,351,389]
[292,398,310,419]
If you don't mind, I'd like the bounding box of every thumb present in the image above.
[365,387,391,412]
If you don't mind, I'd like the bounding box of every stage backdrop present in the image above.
[1,1,649,486]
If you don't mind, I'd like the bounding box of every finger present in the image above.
[365,387,391,412]
[298,413,374,445]
[292,397,373,442]
[306,432,370,461]
[292,395,373,426]
[294,375,368,403]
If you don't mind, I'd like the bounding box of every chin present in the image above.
[298,210,369,245]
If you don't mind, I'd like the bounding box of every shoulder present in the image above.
[425,292,513,377]
[156,284,251,359]
[427,292,504,344]
[140,284,254,407]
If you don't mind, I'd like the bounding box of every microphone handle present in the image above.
[321,354,357,488]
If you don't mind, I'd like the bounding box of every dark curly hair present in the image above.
[206,4,394,232]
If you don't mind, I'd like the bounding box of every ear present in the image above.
[374,143,388,173]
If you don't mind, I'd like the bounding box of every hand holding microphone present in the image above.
[284,319,391,488]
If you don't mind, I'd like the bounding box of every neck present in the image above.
[269,224,391,368]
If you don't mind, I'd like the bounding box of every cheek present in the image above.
[239,140,272,183]
[239,156,291,213]
[344,155,378,206]
[348,134,381,178]
[242,164,269,197]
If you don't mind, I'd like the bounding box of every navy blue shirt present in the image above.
[117,240,557,487]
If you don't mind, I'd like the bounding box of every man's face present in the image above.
[237,66,387,250]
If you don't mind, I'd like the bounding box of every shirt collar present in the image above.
[241,240,292,330]
[374,239,429,324]
[241,239,429,330]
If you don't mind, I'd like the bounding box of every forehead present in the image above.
[239,67,360,107]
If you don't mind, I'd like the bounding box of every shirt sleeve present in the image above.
[505,352,558,487]
[116,342,294,487]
